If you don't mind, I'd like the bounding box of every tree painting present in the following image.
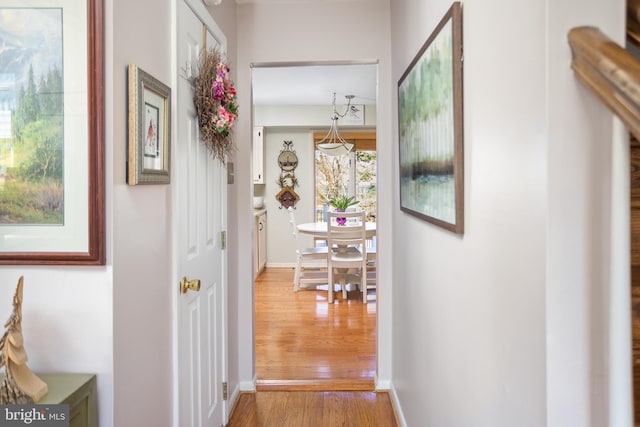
[398,12,461,229]
[0,8,64,224]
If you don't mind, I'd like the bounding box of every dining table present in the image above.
[296,221,377,240]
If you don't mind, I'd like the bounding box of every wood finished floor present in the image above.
[227,391,398,427]
[254,267,376,391]
[230,269,393,426]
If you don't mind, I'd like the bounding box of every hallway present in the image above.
[227,390,398,426]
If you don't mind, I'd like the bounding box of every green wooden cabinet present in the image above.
[38,374,97,427]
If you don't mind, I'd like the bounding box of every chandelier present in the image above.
[316,93,355,156]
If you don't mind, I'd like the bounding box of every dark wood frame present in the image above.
[0,0,105,265]
[397,2,464,234]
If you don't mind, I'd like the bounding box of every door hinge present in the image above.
[222,382,228,401]
[221,231,226,250]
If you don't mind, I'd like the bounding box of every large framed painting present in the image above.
[0,0,105,264]
[398,2,464,234]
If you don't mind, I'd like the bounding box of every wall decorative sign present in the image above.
[398,1,464,234]
[0,0,105,265]
[275,140,300,209]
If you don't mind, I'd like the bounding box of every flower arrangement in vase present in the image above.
[330,195,358,225]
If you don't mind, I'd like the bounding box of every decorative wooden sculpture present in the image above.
[0,276,47,403]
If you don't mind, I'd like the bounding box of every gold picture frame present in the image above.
[127,64,171,185]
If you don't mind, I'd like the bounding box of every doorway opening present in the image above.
[251,62,378,389]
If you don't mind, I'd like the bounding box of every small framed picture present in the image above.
[127,64,171,185]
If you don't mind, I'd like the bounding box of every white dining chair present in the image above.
[326,210,368,303]
[347,229,376,303]
[287,207,329,291]
[363,237,377,303]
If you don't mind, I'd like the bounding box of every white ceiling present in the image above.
[251,63,378,106]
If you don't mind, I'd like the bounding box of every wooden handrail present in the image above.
[632,0,640,21]
[568,26,640,139]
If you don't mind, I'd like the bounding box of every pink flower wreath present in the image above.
[193,47,238,165]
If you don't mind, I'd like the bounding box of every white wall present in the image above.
[111,0,173,425]
[546,0,628,426]
[391,1,546,425]
[261,128,316,267]
[236,0,393,388]
[390,0,628,426]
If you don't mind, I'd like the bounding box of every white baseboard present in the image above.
[239,375,256,392]
[226,383,241,423]
[227,378,256,423]
[266,262,296,268]
[266,262,326,269]
[375,378,391,390]
[389,383,408,427]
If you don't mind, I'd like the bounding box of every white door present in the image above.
[176,0,227,426]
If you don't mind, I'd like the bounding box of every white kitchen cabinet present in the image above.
[254,210,267,277]
[253,126,264,184]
